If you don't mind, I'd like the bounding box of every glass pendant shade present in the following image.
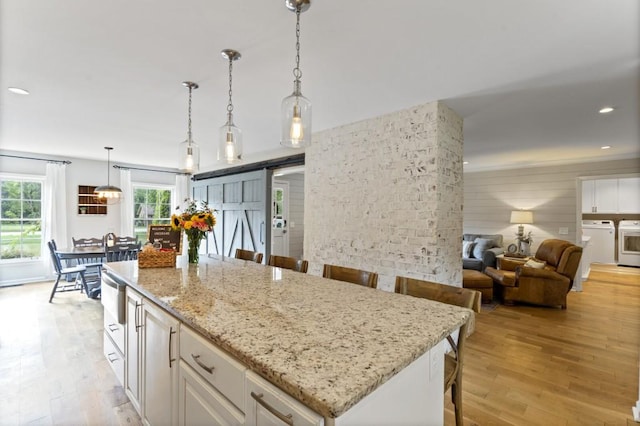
[218,120,242,164]
[179,139,200,173]
[281,91,311,148]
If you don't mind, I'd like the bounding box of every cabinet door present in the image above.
[594,179,618,213]
[178,361,244,426]
[618,177,640,213]
[582,180,595,213]
[245,371,323,426]
[125,288,143,414]
[142,300,180,426]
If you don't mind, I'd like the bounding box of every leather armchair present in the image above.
[485,239,583,309]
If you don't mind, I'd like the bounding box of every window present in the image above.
[133,185,173,242]
[1,176,43,261]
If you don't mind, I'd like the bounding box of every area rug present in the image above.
[481,301,500,312]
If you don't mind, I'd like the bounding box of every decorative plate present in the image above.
[507,243,518,253]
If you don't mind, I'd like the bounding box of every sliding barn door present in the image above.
[192,169,271,262]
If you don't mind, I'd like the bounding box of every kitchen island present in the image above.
[102,255,472,425]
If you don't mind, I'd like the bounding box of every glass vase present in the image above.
[187,232,203,264]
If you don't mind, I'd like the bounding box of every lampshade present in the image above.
[280,0,312,149]
[218,49,243,164]
[510,210,533,224]
[94,147,122,205]
[179,81,200,173]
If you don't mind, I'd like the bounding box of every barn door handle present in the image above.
[260,221,265,244]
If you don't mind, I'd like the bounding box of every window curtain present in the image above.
[119,169,134,237]
[42,162,68,271]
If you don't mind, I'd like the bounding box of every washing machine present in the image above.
[582,220,616,264]
[618,220,640,267]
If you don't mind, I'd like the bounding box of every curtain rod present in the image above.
[0,153,71,165]
[113,164,189,176]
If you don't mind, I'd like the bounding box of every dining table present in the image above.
[55,245,106,262]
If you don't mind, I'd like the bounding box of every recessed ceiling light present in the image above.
[8,87,30,95]
[463,161,469,165]
[599,107,614,114]
[601,145,611,150]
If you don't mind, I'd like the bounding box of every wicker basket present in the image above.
[138,250,177,268]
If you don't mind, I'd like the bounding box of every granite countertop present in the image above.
[104,255,472,418]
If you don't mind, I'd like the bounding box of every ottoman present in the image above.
[462,269,493,303]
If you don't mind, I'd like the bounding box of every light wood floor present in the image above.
[445,264,640,426]
[0,264,638,425]
[0,282,141,425]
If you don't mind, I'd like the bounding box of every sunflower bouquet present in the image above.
[171,199,217,263]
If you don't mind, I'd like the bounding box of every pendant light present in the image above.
[281,0,311,149]
[179,81,200,173]
[218,49,242,164]
[94,147,122,204]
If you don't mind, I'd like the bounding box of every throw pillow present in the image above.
[472,238,495,259]
[462,241,474,259]
[524,259,546,269]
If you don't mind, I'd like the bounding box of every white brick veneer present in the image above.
[304,101,463,292]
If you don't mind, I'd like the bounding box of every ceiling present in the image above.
[1,0,638,173]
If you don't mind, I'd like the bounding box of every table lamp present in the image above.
[510,210,533,238]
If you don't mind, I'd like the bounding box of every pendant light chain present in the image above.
[227,56,234,122]
[187,84,193,145]
[293,6,302,85]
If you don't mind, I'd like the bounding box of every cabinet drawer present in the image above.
[103,332,124,386]
[103,308,125,353]
[180,326,246,412]
[246,371,323,426]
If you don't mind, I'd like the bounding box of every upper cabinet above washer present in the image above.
[582,177,640,214]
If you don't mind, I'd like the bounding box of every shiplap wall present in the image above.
[276,173,305,260]
[463,158,640,252]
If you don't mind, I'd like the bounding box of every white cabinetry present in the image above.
[582,179,618,213]
[178,325,245,425]
[125,288,143,413]
[246,371,323,426]
[125,287,180,425]
[618,177,640,213]
[582,177,640,214]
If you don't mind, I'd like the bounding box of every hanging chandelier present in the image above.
[281,0,311,149]
[218,49,243,164]
[94,147,122,204]
[179,81,200,173]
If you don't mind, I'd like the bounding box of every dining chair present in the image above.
[105,242,141,262]
[72,237,104,247]
[235,248,264,264]
[48,241,89,303]
[394,276,480,426]
[322,264,378,288]
[267,255,309,273]
[114,235,138,245]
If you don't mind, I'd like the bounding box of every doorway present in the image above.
[271,181,289,256]
[270,166,305,259]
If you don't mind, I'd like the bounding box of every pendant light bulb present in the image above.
[218,49,243,165]
[179,81,200,173]
[281,0,312,149]
[289,105,304,143]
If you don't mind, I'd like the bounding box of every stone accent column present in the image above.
[304,101,463,291]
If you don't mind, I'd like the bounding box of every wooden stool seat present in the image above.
[462,270,493,303]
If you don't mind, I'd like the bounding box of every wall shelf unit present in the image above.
[78,185,107,215]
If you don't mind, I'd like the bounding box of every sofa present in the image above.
[484,239,583,309]
[462,233,504,272]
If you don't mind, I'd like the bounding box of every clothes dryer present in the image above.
[581,220,615,264]
[618,220,640,267]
